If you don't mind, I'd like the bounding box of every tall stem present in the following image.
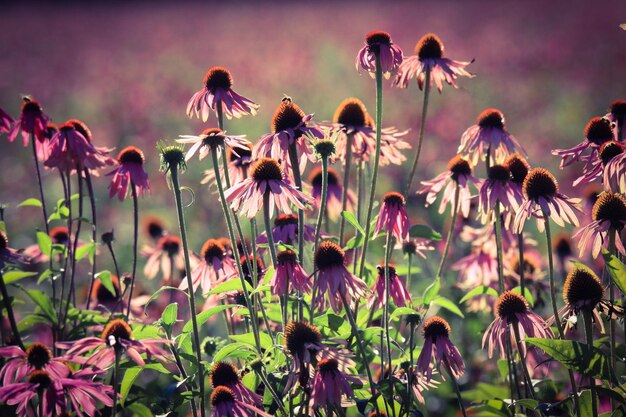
[359,52,383,279]
[494,206,505,293]
[112,349,121,417]
[126,183,139,318]
[314,156,329,249]
[338,133,354,246]
[262,192,283,328]
[0,271,24,349]
[287,143,305,264]
[445,361,468,417]
[582,310,598,417]
[64,167,84,324]
[607,228,616,393]
[383,232,394,415]
[169,166,205,417]
[84,170,98,311]
[404,67,431,197]
[436,185,460,280]
[517,233,525,296]
[512,323,535,400]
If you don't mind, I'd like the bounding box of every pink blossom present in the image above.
[107,146,150,201]
[368,264,411,309]
[355,31,403,78]
[269,249,311,296]
[416,316,464,382]
[374,191,409,240]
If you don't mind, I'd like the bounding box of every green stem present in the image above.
[445,361,468,417]
[250,219,274,341]
[383,232,395,417]
[287,143,305,264]
[262,192,283,328]
[582,310,598,417]
[494,205,505,293]
[258,368,287,416]
[112,349,121,417]
[512,323,535,400]
[338,133,354,247]
[314,156,329,249]
[406,253,413,292]
[0,271,24,349]
[517,233,525,296]
[169,166,205,417]
[608,228,616,394]
[404,67,431,197]
[436,185,460,280]
[359,52,383,279]
[170,344,199,417]
[126,182,139,318]
[84,170,98,311]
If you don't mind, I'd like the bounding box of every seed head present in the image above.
[523,168,558,200]
[201,239,226,263]
[504,153,530,184]
[447,154,472,181]
[158,142,186,173]
[333,98,369,127]
[415,33,444,59]
[272,97,305,133]
[203,66,233,91]
[210,386,236,406]
[366,31,391,46]
[584,117,613,145]
[25,343,52,369]
[422,316,451,339]
[488,164,511,182]
[563,266,604,308]
[210,362,240,388]
[251,157,283,182]
[477,109,505,129]
[599,141,623,165]
[118,146,145,165]
[495,291,529,321]
[314,241,345,270]
[284,321,322,356]
[591,193,626,228]
[101,319,132,341]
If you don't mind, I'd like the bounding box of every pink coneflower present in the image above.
[23,226,74,263]
[256,213,316,248]
[400,238,435,259]
[0,368,114,417]
[552,116,614,168]
[504,249,547,301]
[310,358,359,410]
[143,235,190,282]
[483,291,553,359]
[45,119,115,172]
[418,154,480,217]
[180,239,235,294]
[453,245,499,290]
[0,343,68,385]
[394,33,474,92]
[458,108,526,165]
[252,97,323,172]
[224,157,312,219]
[374,192,410,240]
[331,97,411,165]
[209,386,271,417]
[606,100,626,141]
[504,153,530,191]
[0,107,14,134]
[0,230,28,268]
[368,264,411,309]
[477,164,523,227]
[269,249,311,296]
[8,97,48,146]
[107,146,150,201]
[58,319,170,368]
[573,193,626,258]
[554,265,625,334]
[143,215,167,241]
[400,367,438,404]
[602,141,626,192]
[311,241,368,313]
[203,142,253,189]
[210,362,262,407]
[513,167,581,233]
[187,66,259,122]
[309,167,353,221]
[416,316,464,382]
[177,127,251,162]
[356,31,403,78]
[90,274,122,312]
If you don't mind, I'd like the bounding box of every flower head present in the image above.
[0,343,69,385]
[573,193,626,258]
[477,164,523,227]
[394,33,474,92]
[177,127,251,161]
[269,249,311,296]
[0,107,14,134]
[187,66,259,122]
[210,362,262,408]
[158,142,187,174]
[209,385,270,417]
[552,116,614,168]
[202,142,253,190]
[143,234,191,282]
[374,192,410,240]
[416,316,464,382]
[356,31,403,78]
[310,358,359,410]
[255,213,317,249]
[0,230,28,268]
[8,97,49,147]
[180,238,236,295]
[368,264,411,309]
[107,146,150,201]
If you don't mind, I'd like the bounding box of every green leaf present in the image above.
[213,343,256,362]
[182,304,236,333]
[389,307,423,321]
[2,271,37,284]
[18,198,42,208]
[408,224,442,241]
[459,285,499,303]
[432,296,464,318]
[511,286,534,307]
[208,278,252,295]
[526,337,617,383]
[602,250,626,297]
[161,303,178,327]
[342,211,365,235]
[422,278,440,306]
[143,286,187,313]
[20,288,57,323]
[75,242,96,263]
[95,271,115,297]
[314,313,349,333]
[36,231,52,256]
[120,367,143,405]
[127,402,154,417]
[230,331,273,350]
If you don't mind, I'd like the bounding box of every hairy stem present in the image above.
[404,67,431,197]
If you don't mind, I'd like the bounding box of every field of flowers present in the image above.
[1,1,626,417]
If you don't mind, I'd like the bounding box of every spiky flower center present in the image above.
[422,316,451,339]
[144,217,165,239]
[383,191,405,207]
[600,141,623,165]
[211,362,239,387]
[402,241,417,255]
[203,66,233,91]
[523,167,558,200]
[584,117,613,145]
[333,98,368,127]
[201,239,226,263]
[318,358,339,374]
[210,386,236,406]
[21,98,43,115]
[504,154,530,184]
[251,158,282,182]
[118,146,145,165]
[227,144,252,163]
[0,231,8,250]
[488,165,511,182]
[496,291,528,320]
[284,321,322,355]
[366,31,391,46]
[200,127,225,148]
[158,235,181,256]
[28,370,52,389]
[309,167,339,187]
[610,100,626,118]
[274,213,298,227]
[315,241,345,270]
[591,193,626,226]
[477,109,505,129]
[26,343,52,369]
[240,255,264,279]
[314,140,336,158]
[95,275,120,302]
[68,119,92,142]
[447,155,472,181]
[553,233,572,258]
[159,144,186,171]
[272,97,305,133]
[377,263,397,277]
[277,249,298,265]
[563,266,604,307]
[101,319,132,341]
[512,255,539,276]
[415,33,444,59]
[49,226,69,244]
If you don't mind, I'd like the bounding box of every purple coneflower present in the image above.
[606,100,626,140]
[375,192,409,241]
[177,127,251,161]
[369,264,411,309]
[225,157,312,219]
[400,238,435,259]
[311,241,368,313]
[483,291,553,359]
[0,230,27,268]
[0,107,14,134]
[107,146,150,201]
[573,192,626,258]
[202,142,253,189]
[458,108,526,165]
[210,362,262,407]
[143,235,189,282]
[143,215,167,241]
[23,226,73,264]
[253,97,323,172]
[477,164,523,227]
[255,213,316,248]
[8,97,48,147]
[269,249,311,296]
[416,316,464,382]
[310,358,359,411]
[394,33,474,92]
[356,31,403,78]
[58,319,170,368]
[187,66,259,122]
[453,245,499,290]
[309,167,353,221]
[0,343,68,385]
[552,116,614,168]
[209,386,270,417]
[90,274,122,312]
[513,167,581,233]
[418,154,479,217]
[180,239,235,294]
[602,141,626,192]
[504,153,530,193]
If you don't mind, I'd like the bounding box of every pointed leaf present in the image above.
[18,198,42,208]
[602,250,626,297]
[408,224,442,241]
